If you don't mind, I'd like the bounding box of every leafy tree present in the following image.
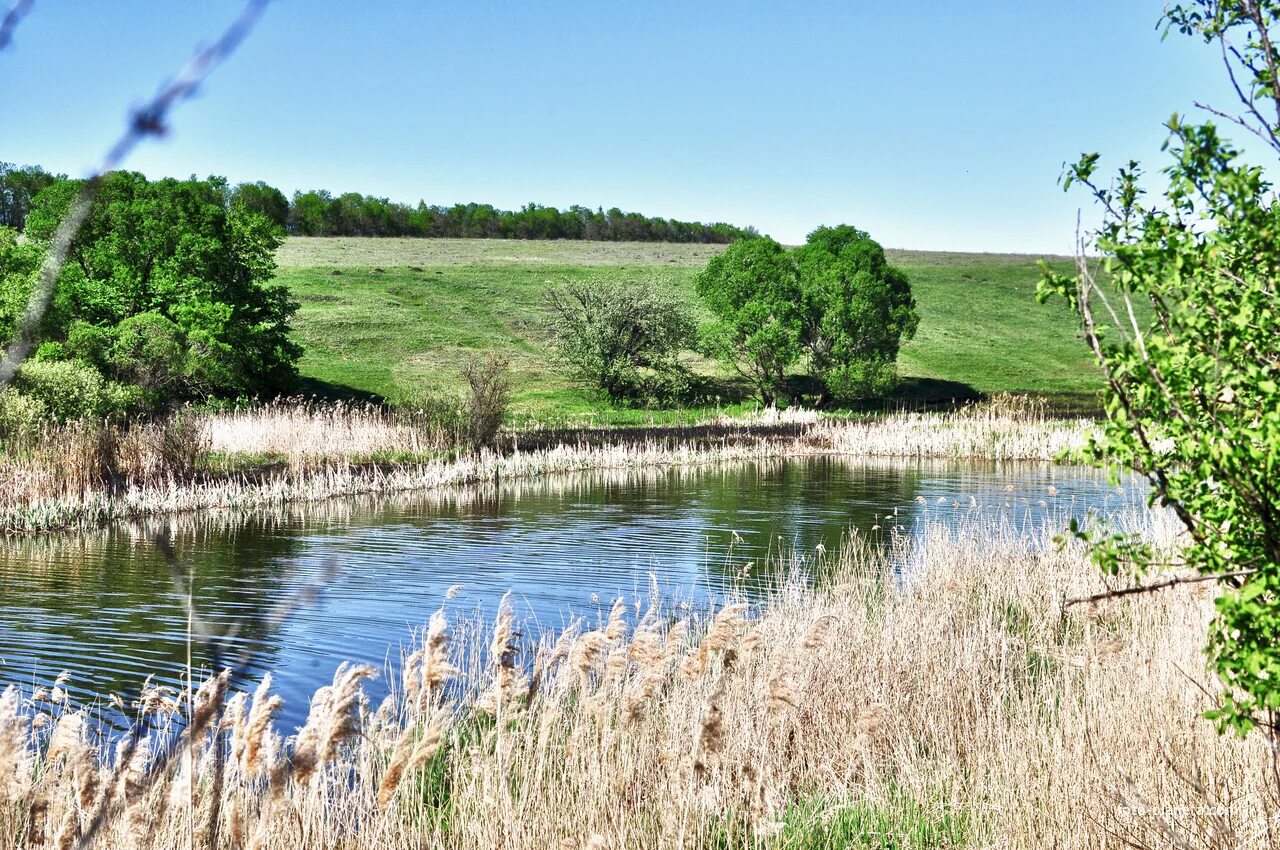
[545,277,697,404]
[1041,0,1280,737]
[0,162,59,231]
[230,181,290,229]
[794,225,918,401]
[8,170,300,404]
[695,237,805,405]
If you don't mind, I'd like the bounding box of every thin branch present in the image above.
[0,0,273,390]
[1066,569,1257,607]
[0,0,31,51]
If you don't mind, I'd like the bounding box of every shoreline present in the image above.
[0,407,1091,535]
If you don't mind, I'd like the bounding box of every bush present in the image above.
[461,354,512,451]
[545,277,696,404]
[13,360,108,421]
[0,388,47,445]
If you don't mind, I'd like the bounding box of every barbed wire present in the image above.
[0,0,273,389]
[0,0,32,51]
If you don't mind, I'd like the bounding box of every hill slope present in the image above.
[277,238,1097,418]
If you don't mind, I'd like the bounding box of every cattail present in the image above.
[49,671,71,705]
[571,630,607,693]
[767,672,798,716]
[223,794,245,849]
[604,597,628,643]
[316,664,378,769]
[241,675,283,777]
[705,604,747,651]
[287,664,377,789]
[420,610,458,701]
[801,614,836,650]
[45,712,84,763]
[189,669,230,745]
[692,689,726,781]
[376,720,445,807]
[478,594,526,714]
[63,741,99,816]
[52,805,78,850]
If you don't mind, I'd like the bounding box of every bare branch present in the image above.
[1066,569,1257,607]
[0,0,32,51]
[0,0,273,391]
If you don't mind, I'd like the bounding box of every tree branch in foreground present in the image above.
[0,0,32,51]
[1066,569,1258,607]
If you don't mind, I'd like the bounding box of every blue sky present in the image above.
[0,1,1254,252]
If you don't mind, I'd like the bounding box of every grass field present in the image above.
[277,238,1098,420]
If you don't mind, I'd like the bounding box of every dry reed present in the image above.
[0,398,1090,533]
[1,508,1271,849]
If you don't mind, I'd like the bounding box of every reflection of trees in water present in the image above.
[0,512,312,700]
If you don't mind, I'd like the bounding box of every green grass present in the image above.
[707,794,971,849]
[277,237,1099,420]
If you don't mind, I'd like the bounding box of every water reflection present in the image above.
[0,456,1140,728]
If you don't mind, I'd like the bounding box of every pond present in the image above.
[0,456,1142,728]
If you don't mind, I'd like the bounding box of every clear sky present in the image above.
[0,1,1256,253]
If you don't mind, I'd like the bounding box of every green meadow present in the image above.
[278,237,1097,420]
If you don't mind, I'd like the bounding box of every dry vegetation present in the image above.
[0,398,1090,533]
[1,510,1272,849]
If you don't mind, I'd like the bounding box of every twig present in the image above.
[1066,569,1257,607]
[0,0,31,51]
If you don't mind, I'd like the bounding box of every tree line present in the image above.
[1,163,757,243]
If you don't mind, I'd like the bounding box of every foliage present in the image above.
[231,181,290,229]
[0,161,58,231]
[794,225,919,401]
[10,359,141,422]
[1040,0,1280,735]
[461,353,512,451]
[7,170,301,407]
[696,230,917,404]
[695,237,804,405]
[545,277,697,404]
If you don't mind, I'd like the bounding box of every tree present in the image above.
[545,277,697,404]
[10,170,300,403]
[695,237,805,405]
[230,181,290,229]
[794,225,918,401]
[1041,0,1280,737]
[0,162,59,231]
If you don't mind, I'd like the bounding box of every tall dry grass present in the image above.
[1,511,1271,849]
[0,398,1092,533]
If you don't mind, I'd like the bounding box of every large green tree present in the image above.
[7,170,300,403]
[1043,0,1280,737]
[695,236,805,405]
[794,225,918,401]
[695,229,917,405]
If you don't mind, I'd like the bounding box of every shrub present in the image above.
[461,354,512,451]
[545,277,696,404]
[0,387,47,445]
[12,360,108,422]
[1041,0,1280,737]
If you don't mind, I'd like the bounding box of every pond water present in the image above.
[0,456,1142,728]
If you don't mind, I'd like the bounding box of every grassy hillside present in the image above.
[277,237,1097,420]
